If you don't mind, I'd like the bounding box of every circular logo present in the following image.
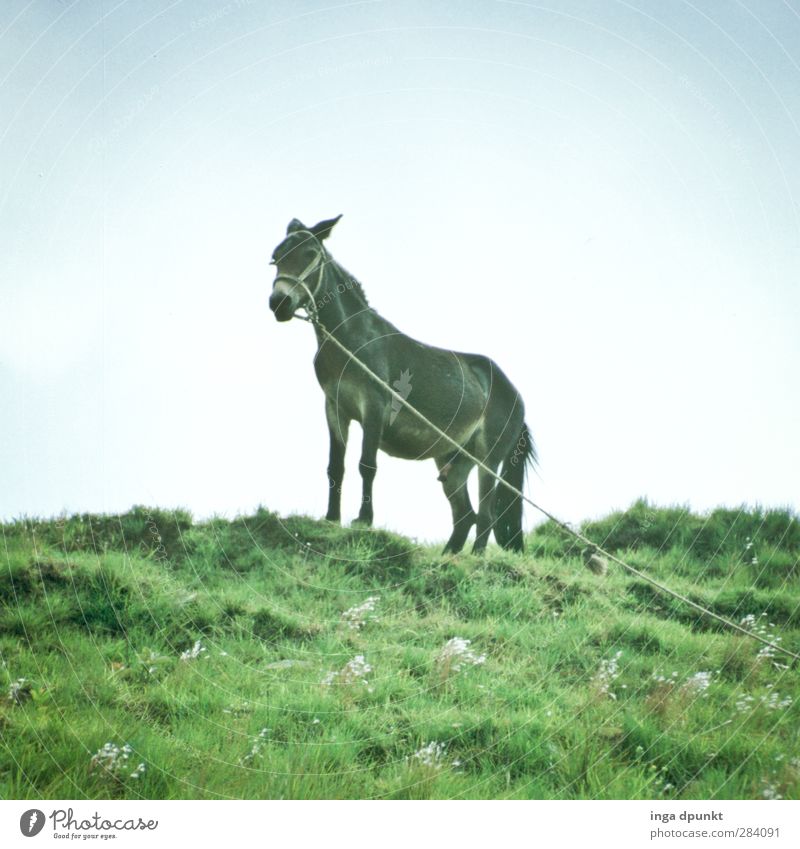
[19,809,46,837]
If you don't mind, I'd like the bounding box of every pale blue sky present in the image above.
[1,0,798,540]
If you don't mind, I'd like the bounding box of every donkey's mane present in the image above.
[328,257,370,308]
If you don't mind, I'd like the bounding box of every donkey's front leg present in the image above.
[354,413,383,526]
[325,401,349,523]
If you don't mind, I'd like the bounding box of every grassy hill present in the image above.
[1,501,798,799]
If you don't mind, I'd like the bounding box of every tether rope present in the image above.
[286,269,799,664]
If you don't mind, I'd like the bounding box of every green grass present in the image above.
[1,501,798,799]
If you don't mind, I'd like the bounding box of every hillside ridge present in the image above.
[1,501,798,799]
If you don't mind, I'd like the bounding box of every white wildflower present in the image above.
[90,742,144,780]
[341,596,380,631]
[222,700,251,717]
[407,741,461,772]
[241,727,271,764]
[129,762,146,779]
[735,690,792,714]
[8,677,32,705]
[408,741,447,768]
[740,613,782,663]
[180,640,207,661]
[436,638,486,675]
[322,655,373,691]
[682,670,713,697]
[760,691,792,711]
[594,651,623,699]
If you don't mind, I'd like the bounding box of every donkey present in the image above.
[268,215,536,553]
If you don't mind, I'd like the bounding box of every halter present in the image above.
[273,244,326,321]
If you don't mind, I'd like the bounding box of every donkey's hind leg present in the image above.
[438,455,476,554]
[473,464,500,553]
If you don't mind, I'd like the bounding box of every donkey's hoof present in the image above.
[442,536,468,554]
[351,517,373,529]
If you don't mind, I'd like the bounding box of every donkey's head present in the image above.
[268,215,341,321]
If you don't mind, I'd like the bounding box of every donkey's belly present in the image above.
[379,417,479,461]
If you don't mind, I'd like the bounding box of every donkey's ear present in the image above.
[287,218,306,234]
[309,214,342,241]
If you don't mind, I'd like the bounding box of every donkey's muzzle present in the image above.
[269,290,296,322]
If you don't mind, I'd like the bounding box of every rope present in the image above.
[286,257,799,664]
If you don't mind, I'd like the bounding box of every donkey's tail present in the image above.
[494,423,537,552]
